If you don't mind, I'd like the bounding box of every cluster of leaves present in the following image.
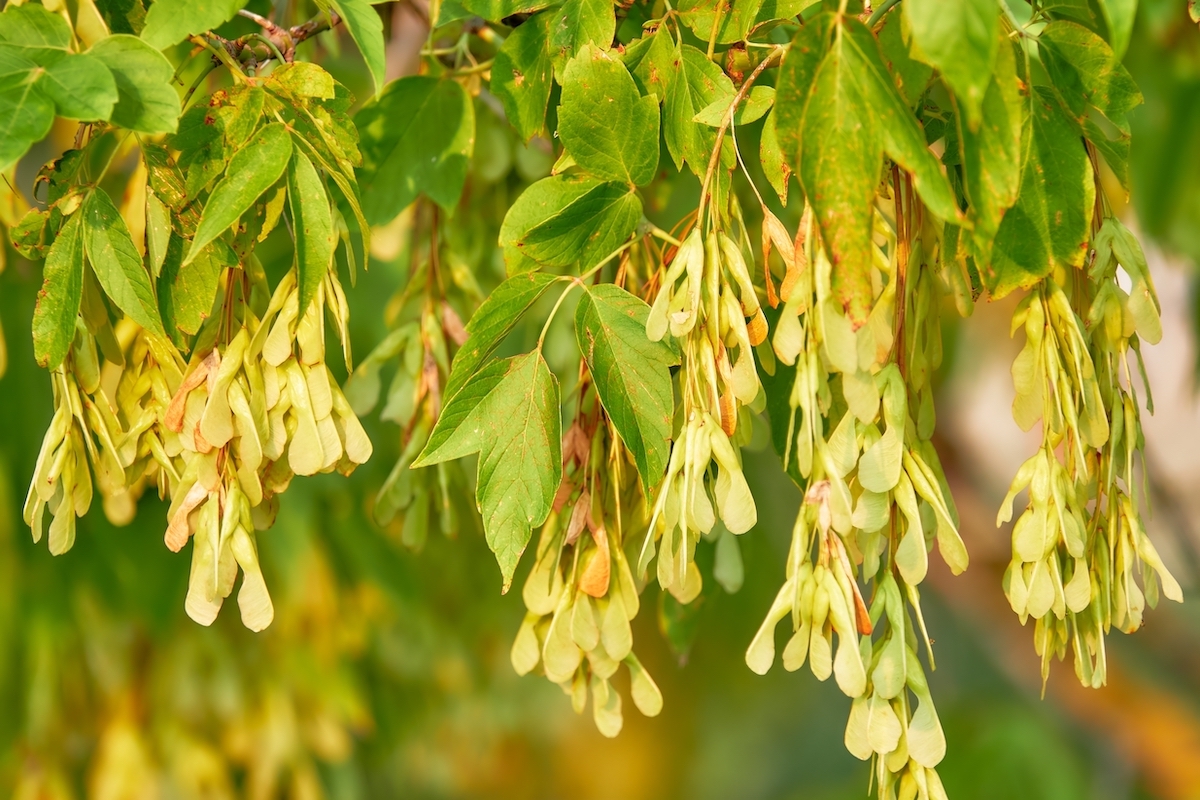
[0,0,1181,795]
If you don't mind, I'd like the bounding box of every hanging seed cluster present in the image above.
[748,184,966,799]
[345,269,473,549]
[163,270,370,630]
[641,213,765,603]
[22,62,372,631]
[1000,214,1179,687]
[510,385,664,736]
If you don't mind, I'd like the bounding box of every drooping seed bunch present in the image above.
[511,380,663,736]
[641,207,764,603]
[19,59,372,631]
[751,181,966,800]
[1000,212,1180,687]
[162,268,370,630]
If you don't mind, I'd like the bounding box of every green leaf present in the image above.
[140,0,244,50]
[694,85,774,127]
[876,5,932,108]
[575,284,678,490]
[958,35,1022,264]
[634,33,733,175]
[1042,0,1101,30]
[0,60,55,171]
[499,174,641,275]
[39,53,118,121]
[95,0,149,36]
[82,189,166,336]
[785,15,962,324]
[145,189,170,278]
[1085,116,1129,188]
[288,149,334,317]
[794,23,878,325]
[185,122,292,265]
[903,0,998,128]
[445,272,558,401]
[678,0,765,46]
[459,0,555,21]
[843,20,961,225]
[157,234,229,338]
[415,352,562,591]
[88,35,181,133]
[330,0,386,98]
[988,88,1094,298]
[0,4,72,52]
[1040,20,1141,134]
[490,10,554,141]
[356,76,475,225]
[774,13,834,177]
[548,0,615,82]
[32,212,84,369]
[558,44,659,186]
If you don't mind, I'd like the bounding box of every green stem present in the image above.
[182,61,220,109]
[192,35,248,80]
[867,0,901,26]
[248,32,287,64]
[537,279,578,351]
[536,238,641,349]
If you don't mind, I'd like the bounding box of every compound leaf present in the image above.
[575,284,678,490]
[185,122,292,265]
[140,0,245,50]
[490,10,554,141]
[39,53,118,121]
[330,0,386,98]
[558,44,659,186]
[32,212,85,369]
[415,352,562,592]
[288,149,335,317]
[499,174,642,275]
[903,0,998,128]
[988,88,1094,297]
[89,35,181,133]
[83,188,166,336]
[444,271,559,401]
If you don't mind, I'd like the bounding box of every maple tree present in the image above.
[0,0,1180,796]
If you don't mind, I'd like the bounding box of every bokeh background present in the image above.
[2,1,1200,798]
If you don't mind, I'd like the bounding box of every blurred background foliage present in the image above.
[3,0,1200,798]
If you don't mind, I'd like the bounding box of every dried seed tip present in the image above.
[579,526,611,598]
[165,355,214,432]
[747,309,768,346]
[720,392,737,437]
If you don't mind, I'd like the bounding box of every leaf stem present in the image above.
[249,32,287,64]
[698,44,786,225]
[452,59,494,76]
[536,238,641,349]
[191,35,248,80]
[866,0,901,27]
[705,4,725,60]
[537,279,579,351]
[182,60,220,109]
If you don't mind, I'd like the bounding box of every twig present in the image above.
[697,45,785,222]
